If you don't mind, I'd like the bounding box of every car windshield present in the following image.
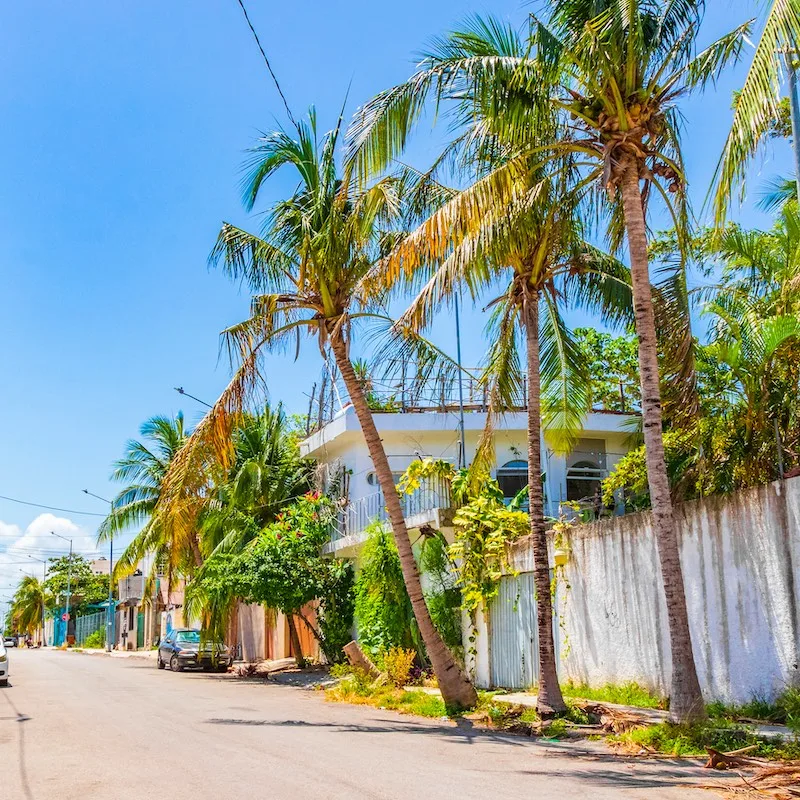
[175,631,201,644]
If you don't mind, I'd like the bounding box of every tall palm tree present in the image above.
[349,16,632,715]
[200,404,313,558]
[99,413,191,587]
[10,575,46,640]
[715,0,800,220]
[153,109,478,708]
[350,2,750,721]
[535,0,752,721]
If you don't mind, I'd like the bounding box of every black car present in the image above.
[157,629,232,672]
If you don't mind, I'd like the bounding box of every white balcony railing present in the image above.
[333,476,452,543]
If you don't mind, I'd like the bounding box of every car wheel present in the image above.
[169,654,182,672]
[216,665,229,673]
[157,655,165,670]
[0,679,8,687]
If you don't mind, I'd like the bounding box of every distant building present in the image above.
[90,557,110,576]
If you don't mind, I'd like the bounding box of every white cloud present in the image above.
[0,514,100,613]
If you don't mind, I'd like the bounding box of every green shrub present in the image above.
[83,629,105,649]
[354,523,420,658]
[612,720,800,760]
[383,647,416,688]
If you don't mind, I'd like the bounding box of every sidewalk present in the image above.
[495,691,792,740]
[69,647,157,659]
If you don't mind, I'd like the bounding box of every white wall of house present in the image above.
[471,476,800,704]
[301,406,637,518]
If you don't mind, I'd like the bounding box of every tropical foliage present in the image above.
[186,492,354,666]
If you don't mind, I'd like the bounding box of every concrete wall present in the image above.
[477,477,800,704]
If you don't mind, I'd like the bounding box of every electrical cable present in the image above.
[234,0,296,126]
[0,494,105,517]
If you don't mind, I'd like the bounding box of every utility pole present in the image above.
[51,532,73,645]
[785,50,800,204]
[454,291,467,470]
[83,490,115,652]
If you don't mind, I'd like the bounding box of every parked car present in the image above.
[3,635,17,648]
[157,629,232,673]
[0,640,9,686]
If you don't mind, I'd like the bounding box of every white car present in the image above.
[0,640,8,687]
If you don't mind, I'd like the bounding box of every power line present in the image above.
[234,0,296,126]
[0,494,106,517]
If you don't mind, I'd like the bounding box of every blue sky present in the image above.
[0,1,791,597]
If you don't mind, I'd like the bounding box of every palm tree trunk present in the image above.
[619,156,705,722]
[523,290,567,715]
[330,334,478,710]
[286,613,306,668]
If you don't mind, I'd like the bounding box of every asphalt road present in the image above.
[1,649,729,800]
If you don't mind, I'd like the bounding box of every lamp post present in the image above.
[174,386,212,408]
[28,555,48,646]
[51,531,73,646]
[83,489,116,652]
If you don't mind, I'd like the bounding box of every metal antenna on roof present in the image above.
[454,291,467,470]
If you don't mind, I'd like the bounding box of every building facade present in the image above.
[300,405,638,558]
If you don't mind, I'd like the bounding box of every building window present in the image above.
[566,459,604,502]
[496,460,528,501]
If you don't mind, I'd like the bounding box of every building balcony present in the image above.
[324,476,453,557]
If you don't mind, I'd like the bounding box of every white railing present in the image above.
[334,476,452,543]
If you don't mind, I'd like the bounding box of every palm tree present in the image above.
[351,2,752,720]
[715,0,800,219]
[99,413,190,587]
[534,0,755,721]
[154,109,478,708]
[200,404,313,558]
[348,16,632,715]
[10,576,46,640]
[195,404,313,651]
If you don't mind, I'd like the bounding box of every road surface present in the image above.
[1,649,727,800]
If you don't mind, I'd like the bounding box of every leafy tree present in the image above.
[187,493,354,666]
[354,521,420,658]
[44,555,108,613]
[574,328,640,412]
[242,493,353,665]
[156,109,477,707]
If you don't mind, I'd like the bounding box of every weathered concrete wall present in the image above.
[493,477,800,703]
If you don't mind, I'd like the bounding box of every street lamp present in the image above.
[51,531,73,645]
[174,386,212,408]
[83,489,115,652]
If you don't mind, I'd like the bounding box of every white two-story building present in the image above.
[301,402,638,558]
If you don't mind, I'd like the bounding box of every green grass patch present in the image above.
[611,720,800,760]
[325,675,448,719]
[561,680,666,709]
[707,688,800,734]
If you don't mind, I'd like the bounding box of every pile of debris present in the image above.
[703,746,800,799]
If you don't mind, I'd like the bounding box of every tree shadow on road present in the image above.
[1,689,34,800]
[205,714,529,747]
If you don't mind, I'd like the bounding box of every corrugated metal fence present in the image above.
[75,610,106,646]
[487,572,562,690]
